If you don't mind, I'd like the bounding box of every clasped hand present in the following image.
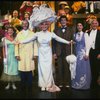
[12,41,20,45]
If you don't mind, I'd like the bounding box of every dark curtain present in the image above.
[0,1,23,15]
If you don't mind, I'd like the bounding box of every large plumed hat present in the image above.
[29,4,57,28]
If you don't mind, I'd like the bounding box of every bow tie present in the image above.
[61,27,66,33]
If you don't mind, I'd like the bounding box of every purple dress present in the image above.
[71,32,91,89]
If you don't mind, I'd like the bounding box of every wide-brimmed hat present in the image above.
[64,5,70,9]
[31,17,56,27]
[29,4,57,27]
[58,1,68,5]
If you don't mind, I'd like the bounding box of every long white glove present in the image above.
[3,58,7,65]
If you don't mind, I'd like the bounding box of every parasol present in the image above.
[66,40,77,80]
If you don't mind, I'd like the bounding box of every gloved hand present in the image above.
[3,58,7,65]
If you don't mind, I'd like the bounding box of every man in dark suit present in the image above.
[52,15,74,88]
[88,20,100,88]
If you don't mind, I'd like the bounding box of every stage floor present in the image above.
[0,74,100,99]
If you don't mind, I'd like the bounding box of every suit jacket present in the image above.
[88,29,100,56]
[52,26,74,56]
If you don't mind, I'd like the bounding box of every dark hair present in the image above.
[59,4,67,9]
[59,15,68,22]
[76,22,84,33]
[76,22,83,26]
[7,26,16,38]
[22,20,29,28]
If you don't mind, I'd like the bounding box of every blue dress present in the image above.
[71,32,91,89]
[0,38,20,82]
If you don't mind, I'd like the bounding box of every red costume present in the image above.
[20,2,33,20]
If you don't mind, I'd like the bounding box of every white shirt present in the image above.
[22,30,29,36]
[89,29,97,49]
[76,31,90,56]
[84,32,90,56]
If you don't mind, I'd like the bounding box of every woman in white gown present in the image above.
[17,4,72,92]
[18,21,71,92]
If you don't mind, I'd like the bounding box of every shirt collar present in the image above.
[22,29,28,32]
[91,29,97,32]
[77,31,83,34]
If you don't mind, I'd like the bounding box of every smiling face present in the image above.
[91,20,99,30]
[7,27,14,36]
[22,20,29,30]
[24,13,30,20]
[77,23,83,32]
[64,8,70,14]
[60,17,67,27]
[39,21,49,31]
[13,10,18,18]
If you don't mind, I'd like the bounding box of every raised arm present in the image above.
[20,33,38,44]
[52,32,70,44]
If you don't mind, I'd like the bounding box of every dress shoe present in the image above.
[65,85,70,88]
[41,87,45,91]
[59,85,63,88]
[5,83,10,90]
[12,84,17,90]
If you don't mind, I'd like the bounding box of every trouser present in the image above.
[89,48,100,88]
[56,54,71,86]
[20,71,33,89]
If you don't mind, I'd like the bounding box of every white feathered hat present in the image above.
[29,4,57,28]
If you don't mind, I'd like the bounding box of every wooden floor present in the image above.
[0,74,100,99]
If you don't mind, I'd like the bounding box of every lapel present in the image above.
[56,26,71,40]
[58,27,63,37]
[87,30,91,36]
[95,30,99,46]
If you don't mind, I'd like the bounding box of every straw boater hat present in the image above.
[58,1,68,5]
[29,4,57,28]
[64,5,70,9]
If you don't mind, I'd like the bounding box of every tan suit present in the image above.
[15,29,35,72]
